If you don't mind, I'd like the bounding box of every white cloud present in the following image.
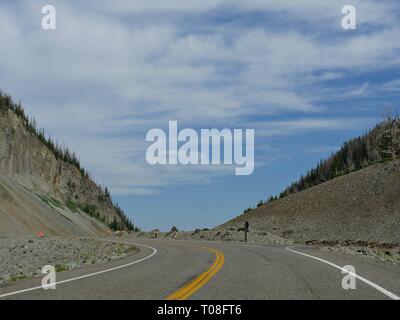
[347,83,370,97]
[0,1,398,194]
[382,79,400,92]
[90,0,398,29]
[252,118,378,137]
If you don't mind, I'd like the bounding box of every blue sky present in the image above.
[1,1,400,231]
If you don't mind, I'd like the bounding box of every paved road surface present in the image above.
[1,238,399,300]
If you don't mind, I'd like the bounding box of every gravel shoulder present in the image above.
[131,229,400,266]
[0,236,138,286]
[132,228,293,245]
[321,245,400,266]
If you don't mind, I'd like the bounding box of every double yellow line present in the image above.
[166,247,225,300]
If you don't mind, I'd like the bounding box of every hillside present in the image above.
[221,158,400,244]
[221,119,400,244]
[0,91,135,237]
[267,116,400,202]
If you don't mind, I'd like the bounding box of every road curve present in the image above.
[1,238,399,300]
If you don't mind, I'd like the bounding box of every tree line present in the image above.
[269,115,400,203]
[244,115,400,212]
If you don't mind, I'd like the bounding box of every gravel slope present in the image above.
[221,159,400,244]
[0,175,110,237]
[0,236,137,286]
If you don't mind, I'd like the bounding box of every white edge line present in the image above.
[0,241,157,299]
[286,246,400,300]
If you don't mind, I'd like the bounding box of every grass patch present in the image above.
[37,194,64,209]
[124,246,138,254]
[281,229,294,237]
[11,274,27,282]
[38,192,110,231]
[55,264,68,273]
[37,194,51,206]
[66,201,105,225]
[66,199,79,212]
[49,197,63,208]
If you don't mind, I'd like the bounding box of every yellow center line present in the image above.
[165,246,225,300]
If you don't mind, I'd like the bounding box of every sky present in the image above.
[1,1,400,231]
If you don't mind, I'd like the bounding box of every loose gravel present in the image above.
[0,236,137,286]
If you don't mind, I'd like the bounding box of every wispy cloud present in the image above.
[251,118,377,137]
[0,0,398,195]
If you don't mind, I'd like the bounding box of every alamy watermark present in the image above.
[146,121,255,176]
[39,4,356,31]
[41,5,56,30]
[341,265,357,290]
[342,5,357,30]
[41,265,56,290]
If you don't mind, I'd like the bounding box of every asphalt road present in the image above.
[1,238,399,300]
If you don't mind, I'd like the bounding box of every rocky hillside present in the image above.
[0,91,135,237]
[269,116,400,202]
[221,159,400,244]
[220,117,400,244]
